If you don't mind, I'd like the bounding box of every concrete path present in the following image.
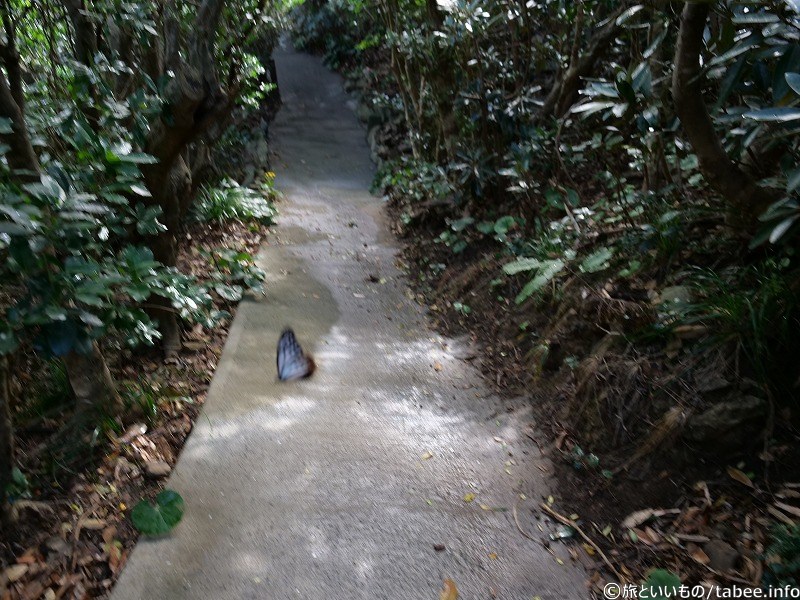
[110,42,586,600]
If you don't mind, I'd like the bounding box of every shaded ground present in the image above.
[108,42,587,600]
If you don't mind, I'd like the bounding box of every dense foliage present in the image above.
[295,0,800,411]
[0,0,288,527]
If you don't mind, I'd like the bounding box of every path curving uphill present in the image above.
[109,41,586,600]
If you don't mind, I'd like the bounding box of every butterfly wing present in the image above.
[277,328,314,381]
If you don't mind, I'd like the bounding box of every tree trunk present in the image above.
[671,2,776,232]
[0,355,15,528]
[540,4,627,119]
[0,49,39,177]
[62,343,123,417]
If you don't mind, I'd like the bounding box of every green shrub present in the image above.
[766,525,800,588]
[193,179,276,225]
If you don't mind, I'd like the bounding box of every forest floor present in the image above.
[0,219,270,599]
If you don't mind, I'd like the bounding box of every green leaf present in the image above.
[118,153,159,165]
[515,259,565,304]
[215,284,243,302]
[580,247,614,273]
[616,4,644,25]
[493,216,516,235]
[743,107,800,122]
[503,257,544,275]
[770,214,800,244]
[0,331,18,355]
[449,217,474,232]
[786,72,800,96]
[130,490,185,536]
[641,569,681,599]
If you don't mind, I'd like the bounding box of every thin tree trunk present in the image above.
[671,2,776,232]
[0,355,15,528]
[540,4,627,119]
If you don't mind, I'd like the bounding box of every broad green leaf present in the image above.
[503,257,544,275]
[786,72,800,95]
[118,153,159,165]
[131,490,185,536]
[743,107,800,122]
[770,214,800,244]
[215,284,243,302]
[580,248,614,273]
[493,216,516,235]
[616,5,644,25]
[641,569,681,599]
[515,260,565,304]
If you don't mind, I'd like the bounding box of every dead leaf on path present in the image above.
[421,451,434,460]
[463,493,476,503]
[727,466,754,488]
[480,504,492,511]
[439,578,458,600]
[433,362,443,372]
[488,552,498,560]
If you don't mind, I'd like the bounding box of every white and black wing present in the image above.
[277,328,315,381]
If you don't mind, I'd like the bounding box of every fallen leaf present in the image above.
[434,362,443,372]
[4,564,28,582]
[769,505,798,526]
[108,541,123,574]
[775,501,800,518]
[439,578,458,600]
[421,451,434,460]
[689,545,710,565]
[488,552,498,560]
[582,543,596,556]
[463,493,476,503]
[621,508,680,530]
[479,504,492,511]
[82,518,107,530]
[727,466,754,489]
[117,423,147,445]
[433,544,446,552]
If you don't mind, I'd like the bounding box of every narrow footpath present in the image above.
[109,42,586,600]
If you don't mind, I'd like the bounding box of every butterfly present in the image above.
[276,328,316,381]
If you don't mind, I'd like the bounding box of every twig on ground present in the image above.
[512,495,537,542]
[540,502,627,584]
